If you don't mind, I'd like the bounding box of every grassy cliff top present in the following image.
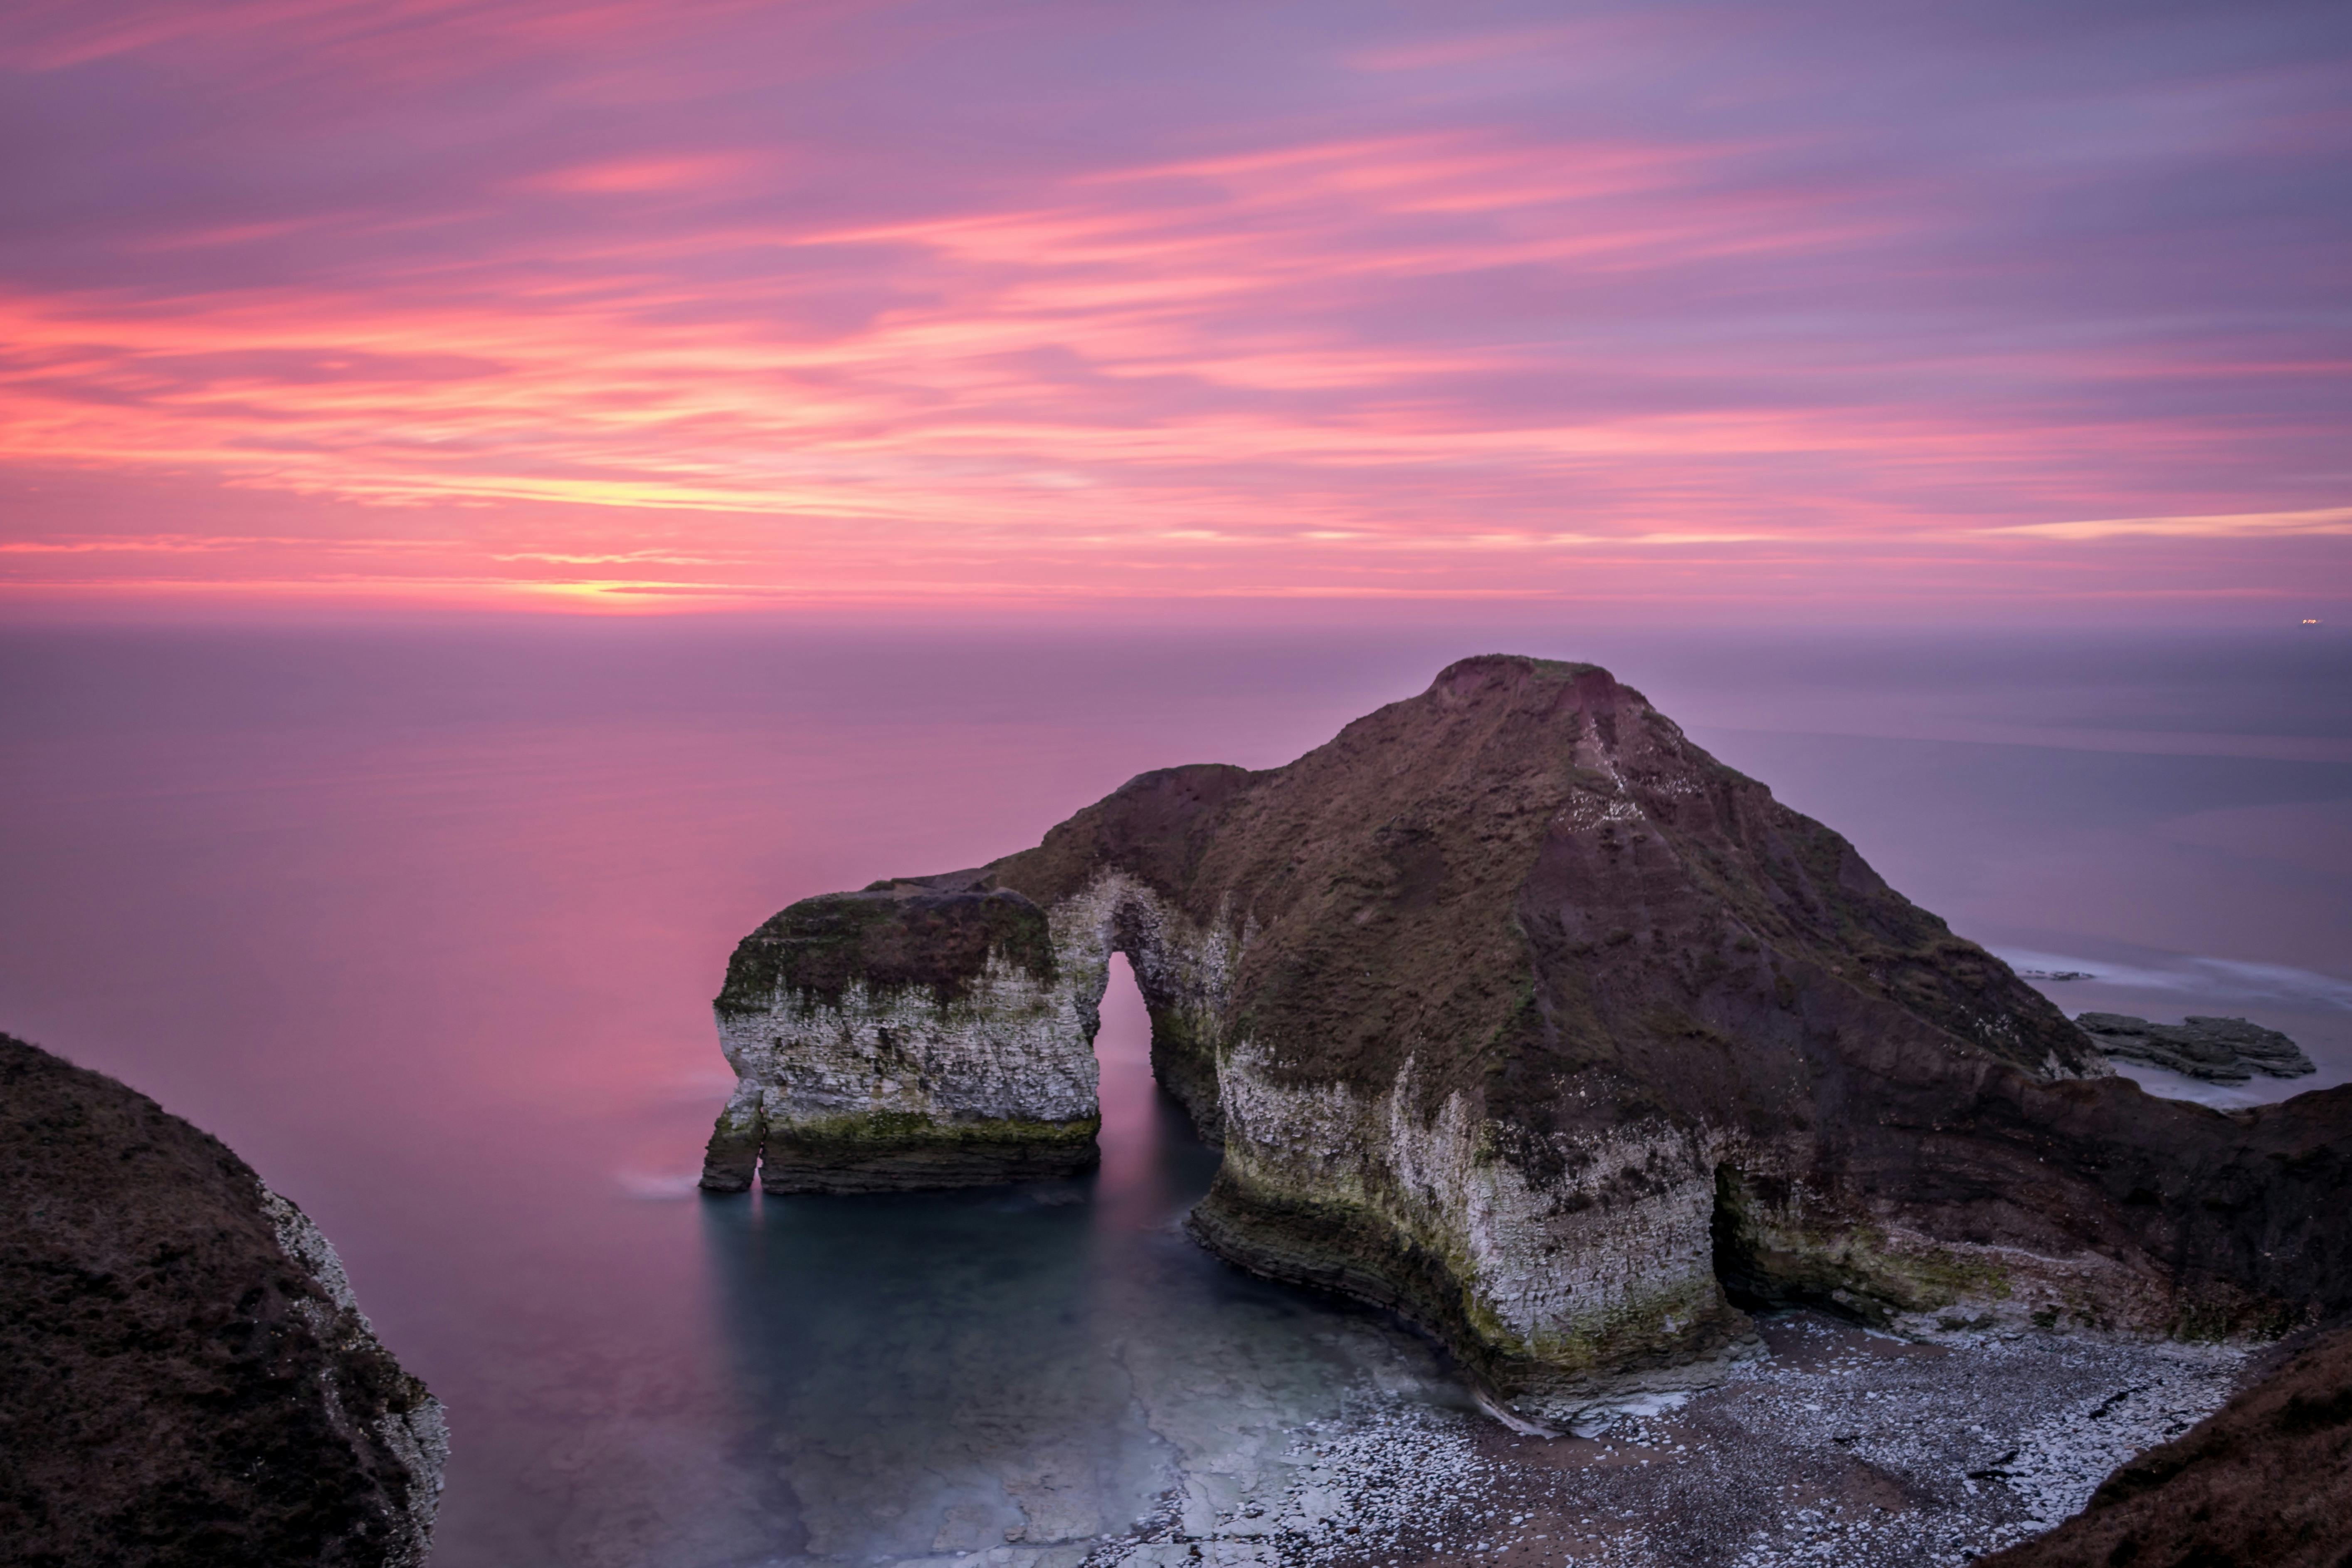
[716,886,1056,1015]
[978,653,2098,1121]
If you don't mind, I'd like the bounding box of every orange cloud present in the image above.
[1986,508,2352,541]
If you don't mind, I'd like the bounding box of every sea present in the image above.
[2,622,2346,1567]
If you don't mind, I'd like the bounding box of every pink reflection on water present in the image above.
[4,625,2349,1564]
[1093,956,1158,1203]
[3,629,1430,1563]
[1091,953,1216,1232]
[0,645,1335,1562]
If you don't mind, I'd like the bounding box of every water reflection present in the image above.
[698,958,1452,1566]
[2,626,2345,1566]
[704,1184,1152,1560]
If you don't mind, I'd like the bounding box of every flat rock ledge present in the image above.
[0,1032,446,1567]
[2076,1012,2317,1083]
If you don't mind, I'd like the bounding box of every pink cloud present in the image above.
[0,1,2344,617]
[525,151,775,195]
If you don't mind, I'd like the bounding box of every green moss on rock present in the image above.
[759,1110,1102,1194]
[776,1109,1101,1149]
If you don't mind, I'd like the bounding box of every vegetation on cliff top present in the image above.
[715,887,1057,1015]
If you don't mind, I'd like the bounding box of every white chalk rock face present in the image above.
[699,660,2352,1430]
[700,873,1240,1192]
[701,884,1101,1191]
[261,1189,451,1562]
[1194,1048,1760,1424]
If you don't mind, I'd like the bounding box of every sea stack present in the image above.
[0,1033,447,1566]
[703,884,1107,1191]
[703,656,2352,1424]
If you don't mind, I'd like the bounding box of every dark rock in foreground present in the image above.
[1982,1324,2352,1568]
[2077,1011,2317,1083]
[704,656,2352,1426]
[0,1033,446,1567]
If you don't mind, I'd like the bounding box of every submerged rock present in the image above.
[0,1033,446,1566]
[2077,1011,2317,1082]
[703,656,2352,1426]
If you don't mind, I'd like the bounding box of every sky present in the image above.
[2,0,2347,621]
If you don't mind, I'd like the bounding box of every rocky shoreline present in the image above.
[703,655,2352,1560]
[2074,1012,2317,1083]
[862,1309,2253,1568]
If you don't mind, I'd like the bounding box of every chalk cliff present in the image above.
[705,885,1104,1191]
[0,1033,446,1566]
[703,656,2352,1423]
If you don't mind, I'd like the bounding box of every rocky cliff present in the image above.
[703,656,2352,1424]
[705,885,1105,1191]
[0,1033,446,1567]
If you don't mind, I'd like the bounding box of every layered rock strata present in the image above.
[2077,1011,2317,1082]
[0,1033,446,1567]
[706,884,1105,1191]
[703,656,2352,1423]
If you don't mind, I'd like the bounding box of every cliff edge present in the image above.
[1981,1323,2352,1568]
[703,656,2352,1425]
[0,1033,447,1567]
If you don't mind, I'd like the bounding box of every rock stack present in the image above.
[703,655,2352,1426]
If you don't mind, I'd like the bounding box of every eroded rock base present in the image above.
[1189,1173,1760,1423]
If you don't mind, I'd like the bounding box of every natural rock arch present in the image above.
[702,656,2352,1425]
[700,863,1237,1193]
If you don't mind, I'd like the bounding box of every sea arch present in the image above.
[698,867,1237,1193]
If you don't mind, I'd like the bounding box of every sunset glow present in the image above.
[5,0,2347,617]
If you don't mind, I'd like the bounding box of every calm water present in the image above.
[2,624,2347,1566]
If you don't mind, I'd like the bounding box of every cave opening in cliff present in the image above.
[1712,1162,1857,1321]
[1711,1163,1776,1311]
